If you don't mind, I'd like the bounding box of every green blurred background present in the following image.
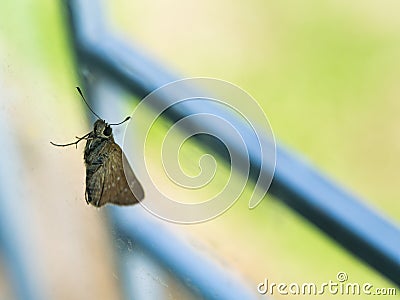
[0,0,399,299]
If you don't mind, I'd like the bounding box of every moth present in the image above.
[51,87,144,207]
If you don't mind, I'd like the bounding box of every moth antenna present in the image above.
[109,116,131,126]
[76,87,103,120]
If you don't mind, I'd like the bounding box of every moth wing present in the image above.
[98,142,144,207]
[85,164,105,206]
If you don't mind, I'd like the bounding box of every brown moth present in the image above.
[51,87,144,207]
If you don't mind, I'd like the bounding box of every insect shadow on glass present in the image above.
[51,87,144,207]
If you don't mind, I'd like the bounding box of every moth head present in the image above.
[93,119,113,138]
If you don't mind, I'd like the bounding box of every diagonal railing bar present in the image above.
[85,81,261,300]
[63,0,400,288]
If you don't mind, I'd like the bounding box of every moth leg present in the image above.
[86,154,107,176]
[85,190,89,205]
[96,176,105,207]
[76,133,91,140]
[92,153,108,166]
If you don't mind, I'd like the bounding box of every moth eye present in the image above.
[104,126,112,136]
